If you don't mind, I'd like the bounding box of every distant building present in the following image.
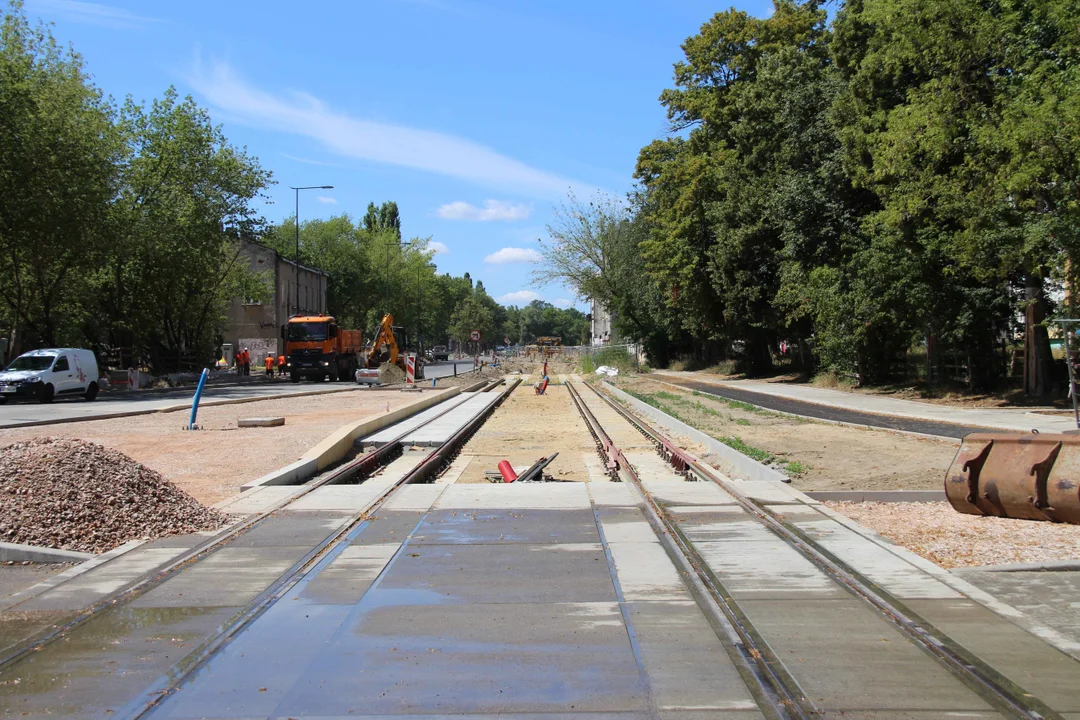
[590,298,618,346]
[224,238,329,364]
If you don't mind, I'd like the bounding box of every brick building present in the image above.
[224,239,329,364]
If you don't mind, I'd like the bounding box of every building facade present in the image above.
[224,239,329,364]
[590,298,618,346]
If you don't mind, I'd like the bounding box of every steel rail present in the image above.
[123,377,521,719]
[565,382,811,720]
[0,387,479,674]
[582,381,1061,720]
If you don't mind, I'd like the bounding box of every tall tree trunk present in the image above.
[1024,273,1056,396]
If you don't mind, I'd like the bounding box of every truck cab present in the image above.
[282,315,362,382]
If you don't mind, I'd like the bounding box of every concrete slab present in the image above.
[588,482,637,507]
[0,604,238,718]
[380,483,446,510]
[216,484,306,514]
[361,392,472,446]
[956,570,1080,649]
[435,482,592,510]
[736,597,996,713]
[298,542,401,605]
[905,598,1080,713]
[228,510,351,548]
[236,415,285,427]
[642,480,738,507]
[400,392,503,446]
[129,546,301,608]
[274,601,649,716]
[676,514,841,600]
[16,547,189,612]
[627,600,759,714]
[377,542,616,604]
[435,452,474,484]
[347,509,427,546]
[793,517,962,600]
[412,508,602,546]
[287,484,387,512]
[605,540,691,602]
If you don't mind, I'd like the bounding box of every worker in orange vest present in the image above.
[277,354,286,377]
[264,353,274,378]
[241,348,251,376]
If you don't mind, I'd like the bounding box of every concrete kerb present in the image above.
[601,380,791,485]
[240,386,462,490]
[0,542,93,563]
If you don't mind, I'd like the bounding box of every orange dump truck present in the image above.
[281,315,363,382]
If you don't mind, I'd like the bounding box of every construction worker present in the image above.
[277,353,286,377]
[242,348,251,376]
[264,353,274,378]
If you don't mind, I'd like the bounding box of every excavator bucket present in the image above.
[945,432,1080,524]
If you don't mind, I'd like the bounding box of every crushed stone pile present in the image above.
[0,437,228,554]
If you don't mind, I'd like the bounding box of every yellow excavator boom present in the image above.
[364,313,400,369]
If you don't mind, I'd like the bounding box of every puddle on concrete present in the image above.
[0,604,237,718]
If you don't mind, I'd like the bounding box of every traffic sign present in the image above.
[470,330,481,341]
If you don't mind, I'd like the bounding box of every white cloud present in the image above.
[188,58,589,198]
[316,196,337,204]
[554,298,574,309]
[281,153,340,167]
[497,290,539,305]
[28,0,159,28]
[484,247,541,265]
[437,200,531,222]
[428,241,449,255]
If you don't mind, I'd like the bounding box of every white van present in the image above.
[0,348,100,403]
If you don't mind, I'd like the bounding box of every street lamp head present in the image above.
[320,185,334,189]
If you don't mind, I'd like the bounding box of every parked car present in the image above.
[0,348,100,403]
[431,345,449,361]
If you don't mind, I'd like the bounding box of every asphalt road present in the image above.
[425,359,481,379]
[0,382,362,429]
[664,378,993,439]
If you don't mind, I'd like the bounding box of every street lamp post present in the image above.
[289,185,333,317]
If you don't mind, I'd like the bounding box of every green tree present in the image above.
[102,88,272,371]
[448,292,494,348]
[0,2,119,350]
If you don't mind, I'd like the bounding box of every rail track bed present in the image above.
[0,379,1077,719]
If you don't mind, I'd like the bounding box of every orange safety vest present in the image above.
[277,355,286,367]
[264,356,273,370]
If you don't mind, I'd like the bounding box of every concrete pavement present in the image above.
[655,370,1079,435]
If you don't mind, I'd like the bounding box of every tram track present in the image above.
[567,380,1062,720]
[0,378,515,688]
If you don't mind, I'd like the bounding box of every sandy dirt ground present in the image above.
[453,384,596,484]
[611,377,959,491]
[825,501,1080,568]
[0,389,424,505]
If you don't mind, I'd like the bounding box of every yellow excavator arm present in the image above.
[364,314,400,369]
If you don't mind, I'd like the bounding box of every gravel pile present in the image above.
[0,437,228,554]
[826,501,1080,568]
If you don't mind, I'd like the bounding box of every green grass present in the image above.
[624,388,809,477]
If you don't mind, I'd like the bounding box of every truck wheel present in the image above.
[84,382,98,401]
[329,368,340,383]
[291,371,300,384]
[37,383,54,404]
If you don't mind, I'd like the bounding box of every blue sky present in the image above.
[24,0,774,309]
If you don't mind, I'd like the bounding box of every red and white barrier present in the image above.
[405,354,416,385]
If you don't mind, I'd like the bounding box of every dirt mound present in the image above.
[380,362,406,384]
[0,437,228,554]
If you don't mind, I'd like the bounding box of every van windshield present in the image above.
[7,355,55,372]
[288,322,328,342]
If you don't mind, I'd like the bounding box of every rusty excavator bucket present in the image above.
[946,432,1080,524]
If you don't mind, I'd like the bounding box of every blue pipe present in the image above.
[188,368,210,430]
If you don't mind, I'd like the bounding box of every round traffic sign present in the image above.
[470,330,481,341]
